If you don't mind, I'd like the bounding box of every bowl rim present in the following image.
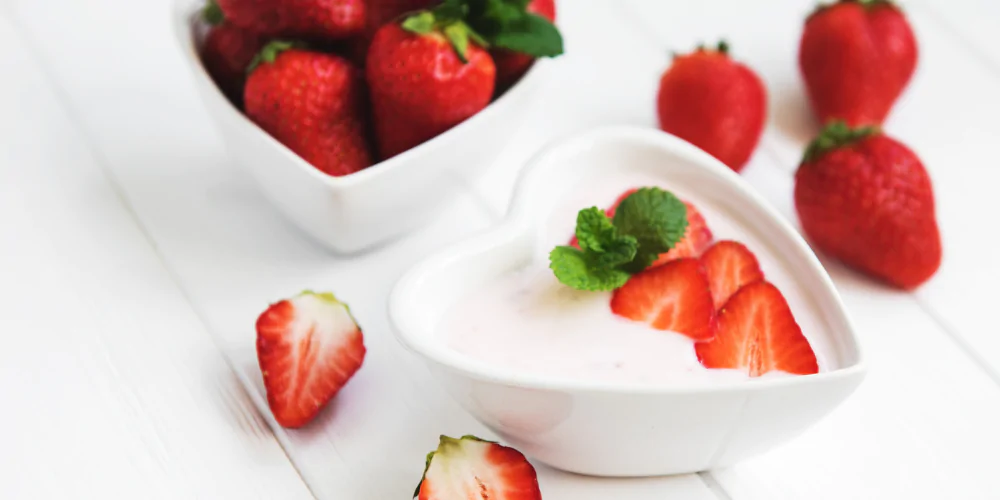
[389,125,868,395]
[170,0,553,190]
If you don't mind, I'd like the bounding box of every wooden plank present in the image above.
[7,0,723,498]
[0,16,311,500]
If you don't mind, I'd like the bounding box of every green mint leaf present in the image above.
[612,187,688,273]
[574,207,637,268]
[401,11,436,34]
[491,13,563,57]
[549,246,632,292]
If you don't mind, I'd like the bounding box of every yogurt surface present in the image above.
[439,171,834,386]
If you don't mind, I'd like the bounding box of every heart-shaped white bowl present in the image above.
[389,126,867,476]
[171,0,552,253]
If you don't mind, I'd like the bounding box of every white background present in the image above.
[2,0,999,498]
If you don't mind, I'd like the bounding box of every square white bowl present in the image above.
[171,0,552,253]
[389,126,867,476]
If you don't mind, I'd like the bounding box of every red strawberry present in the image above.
[244,42,373,177]
[366,16,495,159]
[699,240,764,309]
[657,41,767,172]
[492,0,556,91]
[200,1,265,107]
[695,281,818,376]
[256,291,366,428]
[799,0,917,127]
[217,0,365,40]
[610,258,716,340]
[415,435,541,500]
[570,190,713,266]
[794,122,941,289]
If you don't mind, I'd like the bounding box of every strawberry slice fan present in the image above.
[555,187,819,377]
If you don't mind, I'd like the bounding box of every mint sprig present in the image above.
[465,0,563,57]
[549,188,688,292]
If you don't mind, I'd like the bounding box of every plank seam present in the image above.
[4,14,319,500]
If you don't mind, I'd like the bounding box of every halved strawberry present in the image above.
[610,258,716,340]
[415,435,541,500]
[651,201,714,265]
[569,189,713,265]
[695,281,818,376]
[700,240,764,309]
[256,291,366,428]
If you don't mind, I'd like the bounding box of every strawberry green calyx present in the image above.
[695,40,729,55]
[802,121,880,163]
[402,10,488,63]
[202,0,225,25]
[247,40,302,74]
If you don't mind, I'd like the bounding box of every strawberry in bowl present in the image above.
[390,126,865,476]
[172,0,564,252]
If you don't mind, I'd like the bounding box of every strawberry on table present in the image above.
[256,291,366,428]
[799,0,917,126]
[610,258,717,341]
[415,435,542,500]
[365,10,496,159]
[657,41,767,172]
[217,0,366,40]
[699,240,764,309]
[794,122,941,289]
[244,41,373,177]
[199,0,264,108]
[695,281,818,376]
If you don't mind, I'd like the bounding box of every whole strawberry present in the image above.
[217,0,365,40]
[491,0,556,91]
[799,0,918,126]
[794,122,941,289]
[200,0,264,108]
[245,41,373,176]
[657,41,767,172]
[366,11,495,159]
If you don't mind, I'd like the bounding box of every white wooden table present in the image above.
[3,0,999,498]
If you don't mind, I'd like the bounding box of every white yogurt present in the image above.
[439,171,833,386]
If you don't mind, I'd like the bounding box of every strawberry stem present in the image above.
[802,121,880,163]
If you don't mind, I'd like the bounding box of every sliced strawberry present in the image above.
[695,281,818,376]
[568,190,713,265]
[651,201,714,265]
[610,258,716,340]
[699,240,765,309]
[256,291,366,428]
[416,435,541,500]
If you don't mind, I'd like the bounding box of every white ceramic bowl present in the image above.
[389,126,867,476]
[171,0,552,253]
